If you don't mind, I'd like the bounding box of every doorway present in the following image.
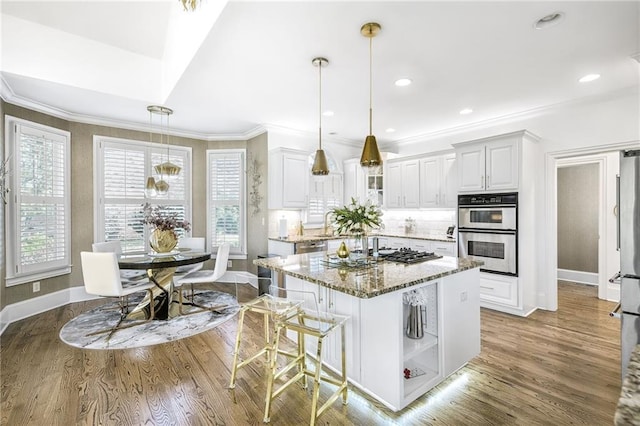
[557,162,600,289]
[545,150,622,311]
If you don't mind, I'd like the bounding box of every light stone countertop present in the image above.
[269,232,456,244]
[253,252,481,299]
[615,344,640,425]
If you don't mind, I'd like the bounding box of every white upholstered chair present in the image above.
[92,240,148,284]
[80,251,156,335]
[174,237,206,275]
[174,243,231,314]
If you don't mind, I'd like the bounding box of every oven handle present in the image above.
[458,228,517,235]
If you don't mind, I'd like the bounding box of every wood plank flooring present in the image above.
[1,281,621,425]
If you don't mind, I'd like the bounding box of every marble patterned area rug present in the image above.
[59,290,239,350]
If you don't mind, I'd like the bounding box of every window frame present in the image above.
[206,149,247,259]
[4,116,71,286]
[93,135,192,253]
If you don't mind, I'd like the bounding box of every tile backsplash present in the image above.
[268,208,457,238]
[380,209,456,236]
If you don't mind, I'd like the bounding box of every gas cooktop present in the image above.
[375,247,443,264]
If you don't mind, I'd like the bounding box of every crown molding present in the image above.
[3,74,635,148]
[384,86,638,149]
[1,76,266,142]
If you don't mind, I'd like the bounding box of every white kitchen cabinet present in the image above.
[431,240,456,257]
[478,273,521,315]
[268,148,310,209]
[343,159,366,204]
[386,159,420,208]
[455,135,519,192]
[359,268,480,410]
[419,153,457,208]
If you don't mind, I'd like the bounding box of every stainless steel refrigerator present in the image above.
[616,149,640,378]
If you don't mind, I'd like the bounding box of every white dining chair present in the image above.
[174,243,232,314]
[92,240,148,284]
[174,237,206,275]
[80,251,156,336]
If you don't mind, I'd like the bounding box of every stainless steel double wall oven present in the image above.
[458,192,518,276]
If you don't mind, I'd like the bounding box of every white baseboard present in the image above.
[557,269,599,286]
[0,270,261,335]
[0,286,99,335]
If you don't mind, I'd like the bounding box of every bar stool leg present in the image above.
[341,323,348,405]
[263,323,284,423]
[298,312,308,389]
[263,312,271,363]
[309,338,324,426]
[229,308,247,389]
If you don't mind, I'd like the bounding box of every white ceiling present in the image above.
[1,1,639,147]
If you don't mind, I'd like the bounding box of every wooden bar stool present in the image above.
[263,286,349,426]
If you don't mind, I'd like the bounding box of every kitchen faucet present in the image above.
[323,211,334,236]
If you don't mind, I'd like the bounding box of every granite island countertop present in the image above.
[615,344,640,425]
[254,252,481,299]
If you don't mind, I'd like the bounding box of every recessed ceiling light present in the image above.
[385,128,396,133]
[322,110,334,117]
[534,12,564,30]
[459,108,473,115]
[579,74,600,83]
[394,78,412,87]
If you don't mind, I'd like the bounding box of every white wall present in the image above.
[391,89,639,157]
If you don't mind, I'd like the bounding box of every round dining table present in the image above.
[118,250,211,320]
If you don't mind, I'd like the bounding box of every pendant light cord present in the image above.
[369,33,373,136]
[319,60,323,150]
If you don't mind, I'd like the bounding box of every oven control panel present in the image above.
[458,192,518,206]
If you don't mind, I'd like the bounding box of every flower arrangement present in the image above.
[331,198,383,235]
[142,203,191,233]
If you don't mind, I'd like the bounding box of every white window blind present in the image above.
[5,117,71,286]
[95,137,191,253]
[207,150,246,256]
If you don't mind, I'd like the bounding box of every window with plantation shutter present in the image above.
[94,136,191,254]
[4,117,71,286]
[207,150,246,257]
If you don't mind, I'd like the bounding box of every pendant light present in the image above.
[359,22,383,172]
[149,105,181,180]
[311,57,330,176]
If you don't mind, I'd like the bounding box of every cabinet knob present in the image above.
[487,175,490,188]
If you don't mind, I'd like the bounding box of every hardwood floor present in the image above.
[1,281,620,425]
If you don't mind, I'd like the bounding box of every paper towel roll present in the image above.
[279,217,288,239]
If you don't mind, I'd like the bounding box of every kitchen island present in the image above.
[254,252,482,411]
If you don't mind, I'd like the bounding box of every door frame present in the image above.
[556,156,607,298]
[543,140,637,311]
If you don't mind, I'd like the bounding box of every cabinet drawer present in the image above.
[479,275,518,307]
[431,242,455,256]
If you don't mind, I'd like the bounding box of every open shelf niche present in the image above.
[401,283,440,400]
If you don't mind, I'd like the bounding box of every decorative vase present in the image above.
[337,241,350,258]
[149,229,178,253]
[406,305,424,339]
[352,231,368,259]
